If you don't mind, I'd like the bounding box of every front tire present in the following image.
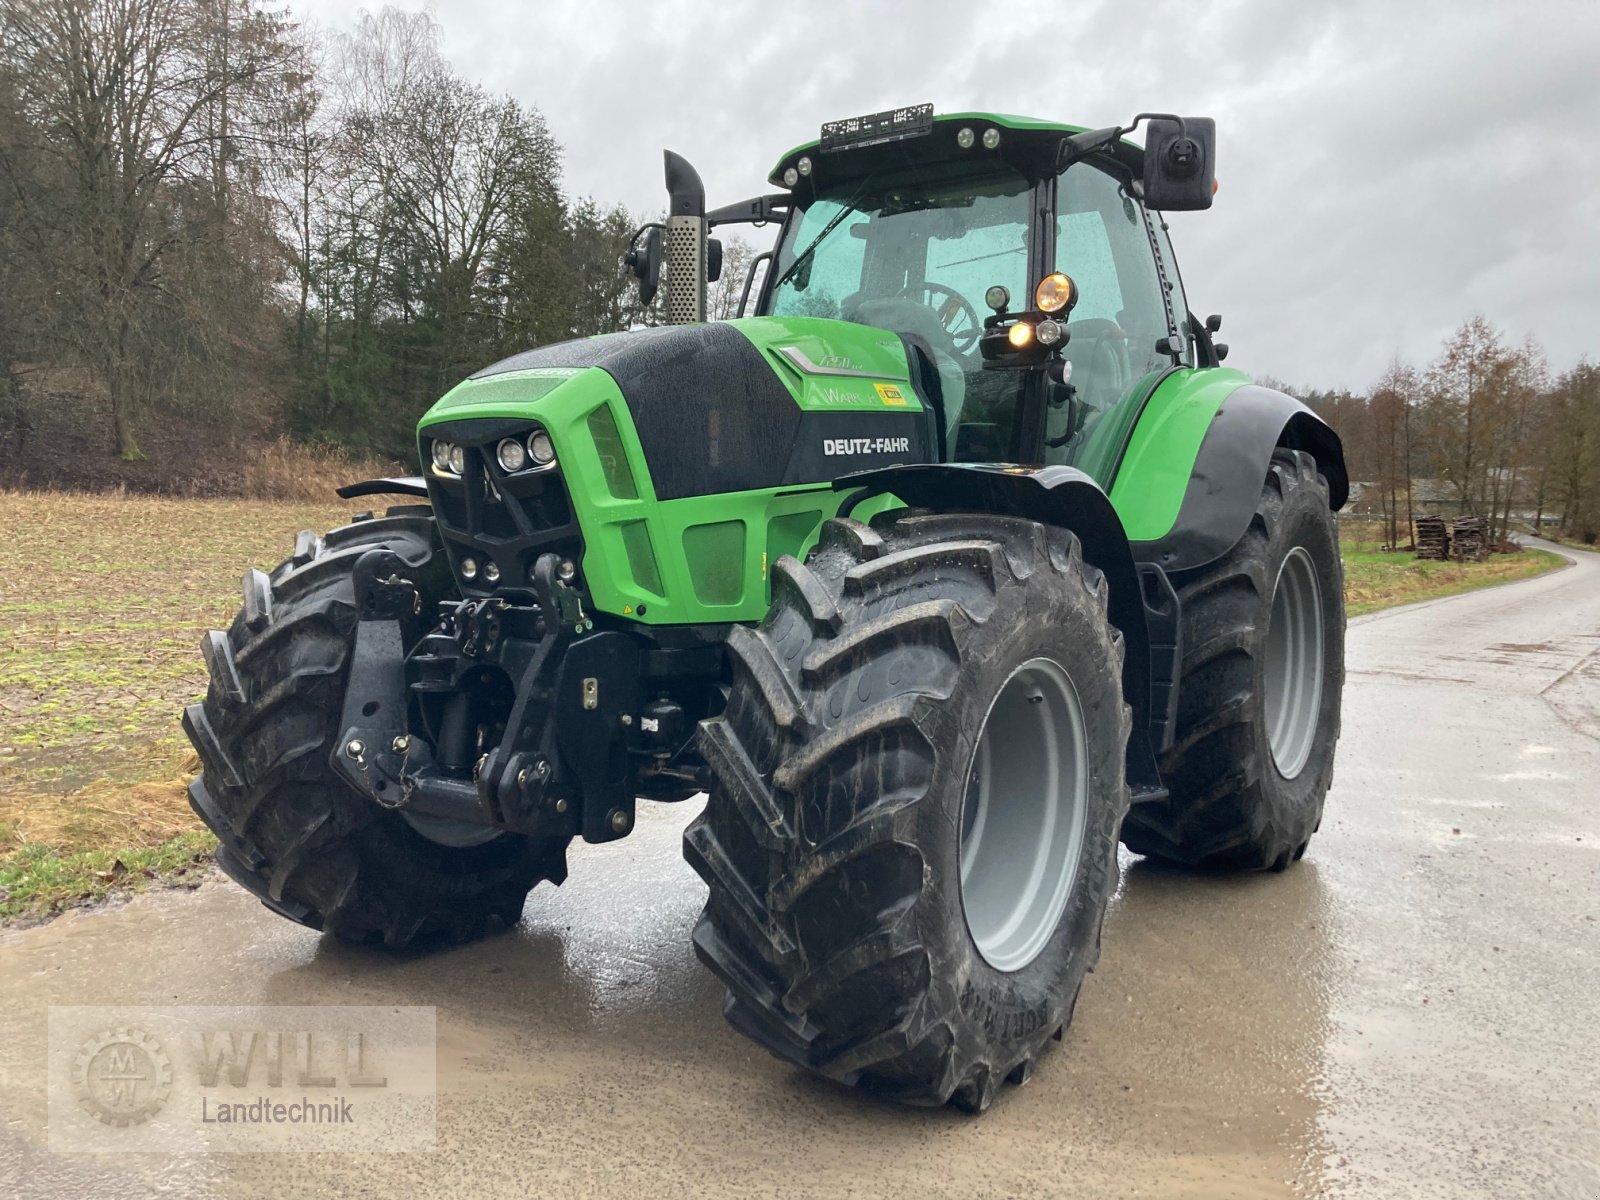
[184,510,570,946]
[1120,449,1344,870]
[685,511,1131,1111]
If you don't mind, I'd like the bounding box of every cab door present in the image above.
[1045,163,1186,479]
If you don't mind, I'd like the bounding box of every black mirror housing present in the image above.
[707,237,723,284]
[625,226,664,306]
[1143,117,1216,211]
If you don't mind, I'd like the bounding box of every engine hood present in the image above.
[420,317,937,502]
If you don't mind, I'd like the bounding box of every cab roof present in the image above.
[769,111,1144,190]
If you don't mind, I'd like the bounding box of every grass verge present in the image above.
[1341,543,1567,617]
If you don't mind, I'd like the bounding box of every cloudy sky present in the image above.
[303,0,1600,391]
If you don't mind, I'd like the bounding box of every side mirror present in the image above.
[1143,117,1216,211]
[707,237,723,284]
[624,226,663,306]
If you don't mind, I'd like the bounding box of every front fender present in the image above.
[836,462,1162,797]
[335,476,429,501]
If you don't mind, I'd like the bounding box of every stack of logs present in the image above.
[1413,515,1489,562]
[1451,516,1487,562]
[1415,515,1449,560]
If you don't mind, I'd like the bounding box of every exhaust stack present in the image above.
[662,151,707,324]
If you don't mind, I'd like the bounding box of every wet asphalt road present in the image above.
[2,542,1597,1198]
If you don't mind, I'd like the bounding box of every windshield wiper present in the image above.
[770,174,877,293]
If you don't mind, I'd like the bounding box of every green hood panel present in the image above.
[415,319,929,625]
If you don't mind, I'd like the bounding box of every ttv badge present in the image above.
[72,1028,173,1126]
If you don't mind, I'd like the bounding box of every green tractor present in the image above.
[186,106,1346,1112]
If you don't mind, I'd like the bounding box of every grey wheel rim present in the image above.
[401,810,504,848]
[960,657,1089,973]
[1264,545,1325,779]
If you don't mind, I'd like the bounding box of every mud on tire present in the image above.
[685,510,1131,1111]
[1120,449,1345,870]
[183,510,569,946]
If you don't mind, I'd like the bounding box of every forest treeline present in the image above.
[1,0,1596,539]
[0,0,755,475]
[1288,318,1600,546]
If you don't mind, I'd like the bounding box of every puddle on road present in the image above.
[0,804,1344,1198]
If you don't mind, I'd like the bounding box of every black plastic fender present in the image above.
[1131,385,1347,574]
[336,476,430,501]
[836,462,1163,798]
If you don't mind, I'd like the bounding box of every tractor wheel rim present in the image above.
[1264,545,1325,779]
[959,656,1089,973]
[401,810,504,848]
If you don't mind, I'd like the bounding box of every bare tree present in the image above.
[0,0,293,457]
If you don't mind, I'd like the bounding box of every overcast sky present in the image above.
[304,0,1600,391]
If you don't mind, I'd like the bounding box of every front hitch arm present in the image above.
[329,549,636,843]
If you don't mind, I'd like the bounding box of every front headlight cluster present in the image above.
[430,429,557,477]
[430,440,467,475]
[496,430,556,474]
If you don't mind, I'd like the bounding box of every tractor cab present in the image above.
[649,107,1219,480]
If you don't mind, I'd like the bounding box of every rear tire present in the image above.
[184,510,569,946]
[685,511,1131,1111]
[1121,449,1344,870]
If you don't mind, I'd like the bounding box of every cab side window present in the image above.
[1047,165,1176,468]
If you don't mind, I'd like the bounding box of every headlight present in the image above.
[448,444,466,474]
[496,437,528,473]
[1008,321,1035,349]
[431,440,456,474]
[1034,272,1075,315]
[460,557,478,580]
[527,429,556,467]
[1036,319,1065,346]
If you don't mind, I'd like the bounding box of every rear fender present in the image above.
[836,462,1164,797]
[1131,385,1347,574]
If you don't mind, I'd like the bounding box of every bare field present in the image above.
[0,493,1569,922]
[0,492,364,919]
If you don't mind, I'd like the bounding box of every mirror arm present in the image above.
[1057,113,1190,170]
[706,194,792,228]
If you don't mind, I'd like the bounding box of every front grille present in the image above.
[423,420,584,596]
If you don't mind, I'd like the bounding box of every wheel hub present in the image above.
[1264,545,1325,779]
[959,657,1089,973]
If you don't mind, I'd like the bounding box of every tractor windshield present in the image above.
[767,166,1033,461]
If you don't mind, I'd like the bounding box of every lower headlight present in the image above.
[448,444,466,475]
[431,440,455,474]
